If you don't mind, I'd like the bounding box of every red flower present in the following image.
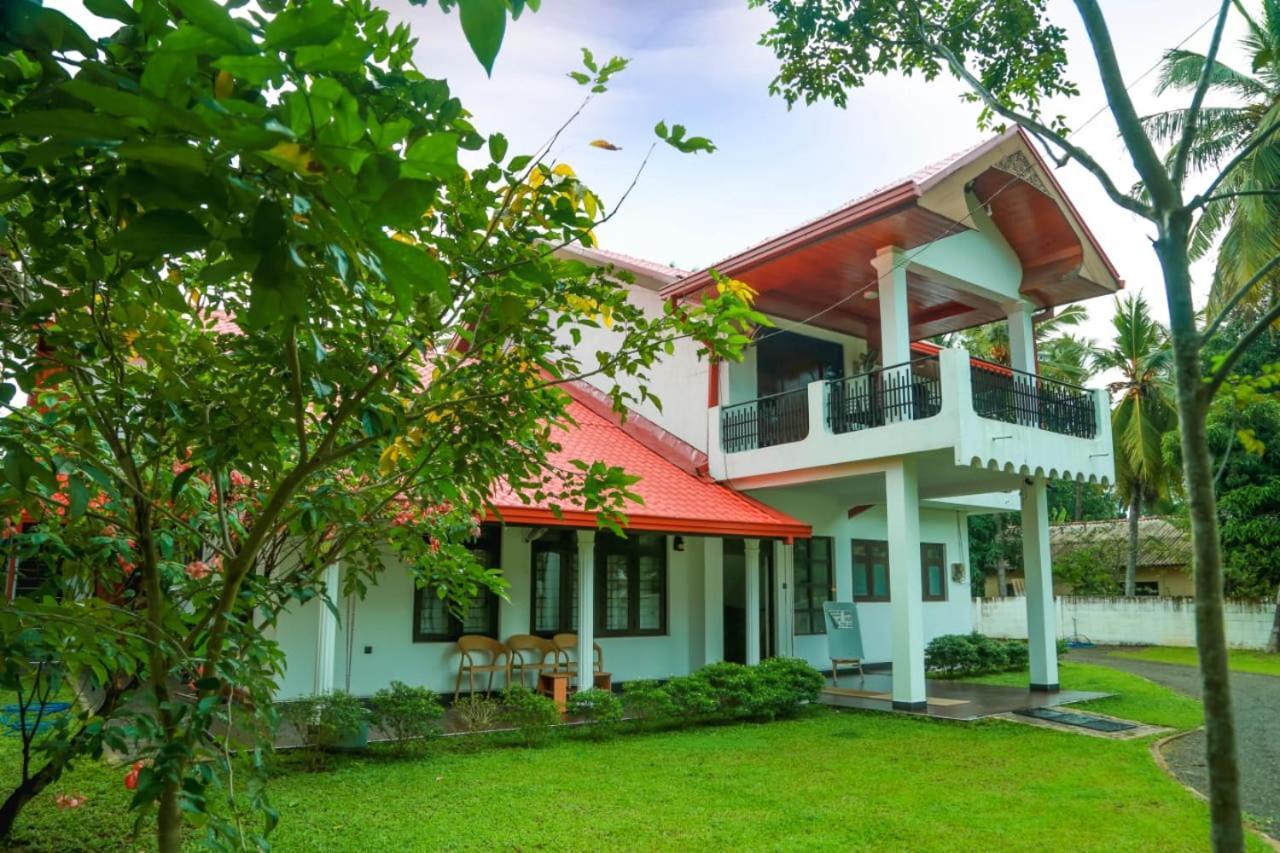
[123,761,145,791]
[185,560,211,581]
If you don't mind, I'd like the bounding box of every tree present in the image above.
[750,1,1276,847]
[1093,294,1178,595]
[0,1,753,848]
[1143,1,1280,318]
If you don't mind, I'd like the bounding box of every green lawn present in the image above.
[1108,645,1280,677]
[1,662,1263,851]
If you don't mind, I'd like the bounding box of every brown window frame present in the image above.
[921,542,947,602]
[530,530,578,637]
[793,536,835,635]
[595,532,668,638]
[852,539,891,602]
[412,524,502,643]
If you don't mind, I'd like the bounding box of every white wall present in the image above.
[974,596,1276,650]
[749,488,974,669]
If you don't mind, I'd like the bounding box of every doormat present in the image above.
[823,687,969,707]
[1014,707,1136,732]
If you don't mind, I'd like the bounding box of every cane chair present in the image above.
[453,635,511,701]
[506,634,559,689]
[550,633,604,676]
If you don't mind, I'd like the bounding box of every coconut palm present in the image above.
[1142,0,1280,317]
[940,303,1093,378]
[1092,294,1179,595]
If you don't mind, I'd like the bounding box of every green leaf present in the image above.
[263,1,346,50]
[170,466,198,500]
[373,236,451,313]
[114,210,210,258]
[84,0,139,23]
[488,132,508,163]
[60,81,159,122]
[1,2,97,56]
[0,109,134,142]
[457,0,507,76]
[141,50,196,100]
[295,32,371,74]
[68,476,89,520]
[403,132,460,179]
[654,120,668,140]
[116,141,207,173]
[212,54,287,85]
[167,0,250,52]
[369,179,438,229]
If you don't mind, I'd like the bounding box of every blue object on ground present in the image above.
[1,701,71,735]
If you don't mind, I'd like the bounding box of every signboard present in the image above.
[822,601,864,662]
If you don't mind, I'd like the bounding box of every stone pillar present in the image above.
[744,539,762,666]
[703,537,724,665]
[314,561,340,695]
[885,458,926,709]
[1021,480,1059,691]
[576,529,596,690]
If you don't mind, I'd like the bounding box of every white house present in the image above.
[271,128,1120,711]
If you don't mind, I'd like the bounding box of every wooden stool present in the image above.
[537,671,573,712]
[593,672,612,691]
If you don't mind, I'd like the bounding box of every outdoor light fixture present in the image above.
[863,289,879,300]
[673,536,685,552]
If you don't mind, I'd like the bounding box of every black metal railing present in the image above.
[720,387,810,453]
[970,365,1097,438]
[825,355,942,434]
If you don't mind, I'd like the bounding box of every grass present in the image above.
[1,662,1263,851]
[1108,645,1280,677]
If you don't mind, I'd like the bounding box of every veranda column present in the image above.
[1005,300,1036,374]
[744,539,762,666]
[313,561,339,695]
[1021,479,1059,691]
[871,247,912,422]
[703,537,724,665]
[885,458,926,709]
[576,529,596,690]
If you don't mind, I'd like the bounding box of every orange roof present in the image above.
[488,393,811,541]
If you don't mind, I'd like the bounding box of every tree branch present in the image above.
[1190,121,1280,209]
[1172,0,1233,187]
[1206,298,1280,397]
[1202,251,1280,341]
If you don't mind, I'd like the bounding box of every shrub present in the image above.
[924,634,980,676]
[501,685,561,746]
[692,661,760,718]
[453,694,502,734]
[753,657,824,719]
[663,675,719,720]
[370,681,443,754]
[925,633,1049,677]
[622,679,675,727]
[567,688,623,738]
[278,691,370,769]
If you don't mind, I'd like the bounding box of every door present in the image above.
[723,540,777,664]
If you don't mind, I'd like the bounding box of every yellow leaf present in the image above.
[214,70,234,100]
[264,142,323,175]
[527,170,546,189]
[583,191,598,220]
[551,163,576,178]
[589,139,622,151]
[715,276,758,305]
[390,231,417,245]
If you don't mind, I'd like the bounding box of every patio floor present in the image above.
[818,671,1109,721]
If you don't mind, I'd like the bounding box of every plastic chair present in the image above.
[506,634,559,689]
[453,635,511,701]
[551,633,603,676]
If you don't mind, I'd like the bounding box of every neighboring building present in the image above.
[983,516,1192,598]
[272,127,1120,709]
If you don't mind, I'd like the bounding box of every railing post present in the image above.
[808,379,826,436]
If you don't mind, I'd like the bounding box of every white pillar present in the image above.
[871,246,910,366]
[1005,300,1037,374]
[776,539,795,657]
[885,458,926,709]
[314,561,339,695]
[576,529,595,689]
[744,539,762,666]
[703,537,724,665]
[1021,480,1059,691]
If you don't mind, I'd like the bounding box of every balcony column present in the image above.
[1006,300,1037,374]
[703,537,724,665]
[744,539,762,666]
[872,247,912,422]
[576,529,596,690]
[1021,479,1059,691]
[314,561,340,695]
[885,457,926,709]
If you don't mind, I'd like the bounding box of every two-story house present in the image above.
[270,128,1119,711]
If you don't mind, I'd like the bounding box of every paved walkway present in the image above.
[1073,647,1280,839]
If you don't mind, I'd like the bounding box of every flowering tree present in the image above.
[0,0,756,848]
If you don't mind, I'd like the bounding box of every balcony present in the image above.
[708,349,1112,490]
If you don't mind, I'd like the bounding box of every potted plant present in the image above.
[321,690,372,752]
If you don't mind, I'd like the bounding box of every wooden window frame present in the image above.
[411,524,501,643]
[530,530,578,637]
[793,536,835,635]
[921,542,947,602]
[595,532,668,638]
[851,539,891,603]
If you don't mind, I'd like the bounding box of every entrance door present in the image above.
[723,540,777,664]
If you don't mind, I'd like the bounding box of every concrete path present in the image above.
[1073,647,1280,839]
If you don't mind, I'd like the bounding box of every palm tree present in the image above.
[941,303,1094,378]
[1143,1,1280,317]
[1092,294,1179,595]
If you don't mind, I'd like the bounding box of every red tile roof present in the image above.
[488,391,810,540]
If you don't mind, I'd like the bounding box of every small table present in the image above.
[537,671,614,712]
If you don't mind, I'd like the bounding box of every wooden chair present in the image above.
[506,634,558,689]
[551,633,603,676]
[453,635,510,701]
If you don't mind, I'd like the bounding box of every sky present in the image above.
[54,0,1255,350]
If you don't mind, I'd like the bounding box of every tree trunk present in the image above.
[0,758,66,839]
[1268,584,1280,654]
[158,784,182,853]
[1074,481,1084,521]
[1157,226,1244,852]
[1126,493,1140,596]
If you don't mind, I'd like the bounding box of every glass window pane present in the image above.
[795,610,810,635]
[853,568,868,597]
[605,554,629,631]
[929,565,944,597]
[534,552,562,633]
[462,591,492,634]
[417,594,448,637]
[873,562,889,598]
[638,555,661,630]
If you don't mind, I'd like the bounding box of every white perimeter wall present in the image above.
[750,488,975,668]
[973,595,1275,650]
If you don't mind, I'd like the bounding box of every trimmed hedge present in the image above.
[925,632,1055,677]
[622,658,823,726]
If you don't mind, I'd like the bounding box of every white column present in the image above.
[1005,300,1037,374]
[703,537,724,665]
[1021,480,1059,691]
[314,561,339,695]
[576,529,596,689]
[885,458,926,709]
[776,539,795,657]
[744,539,762,666]
[871,246,911,366]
